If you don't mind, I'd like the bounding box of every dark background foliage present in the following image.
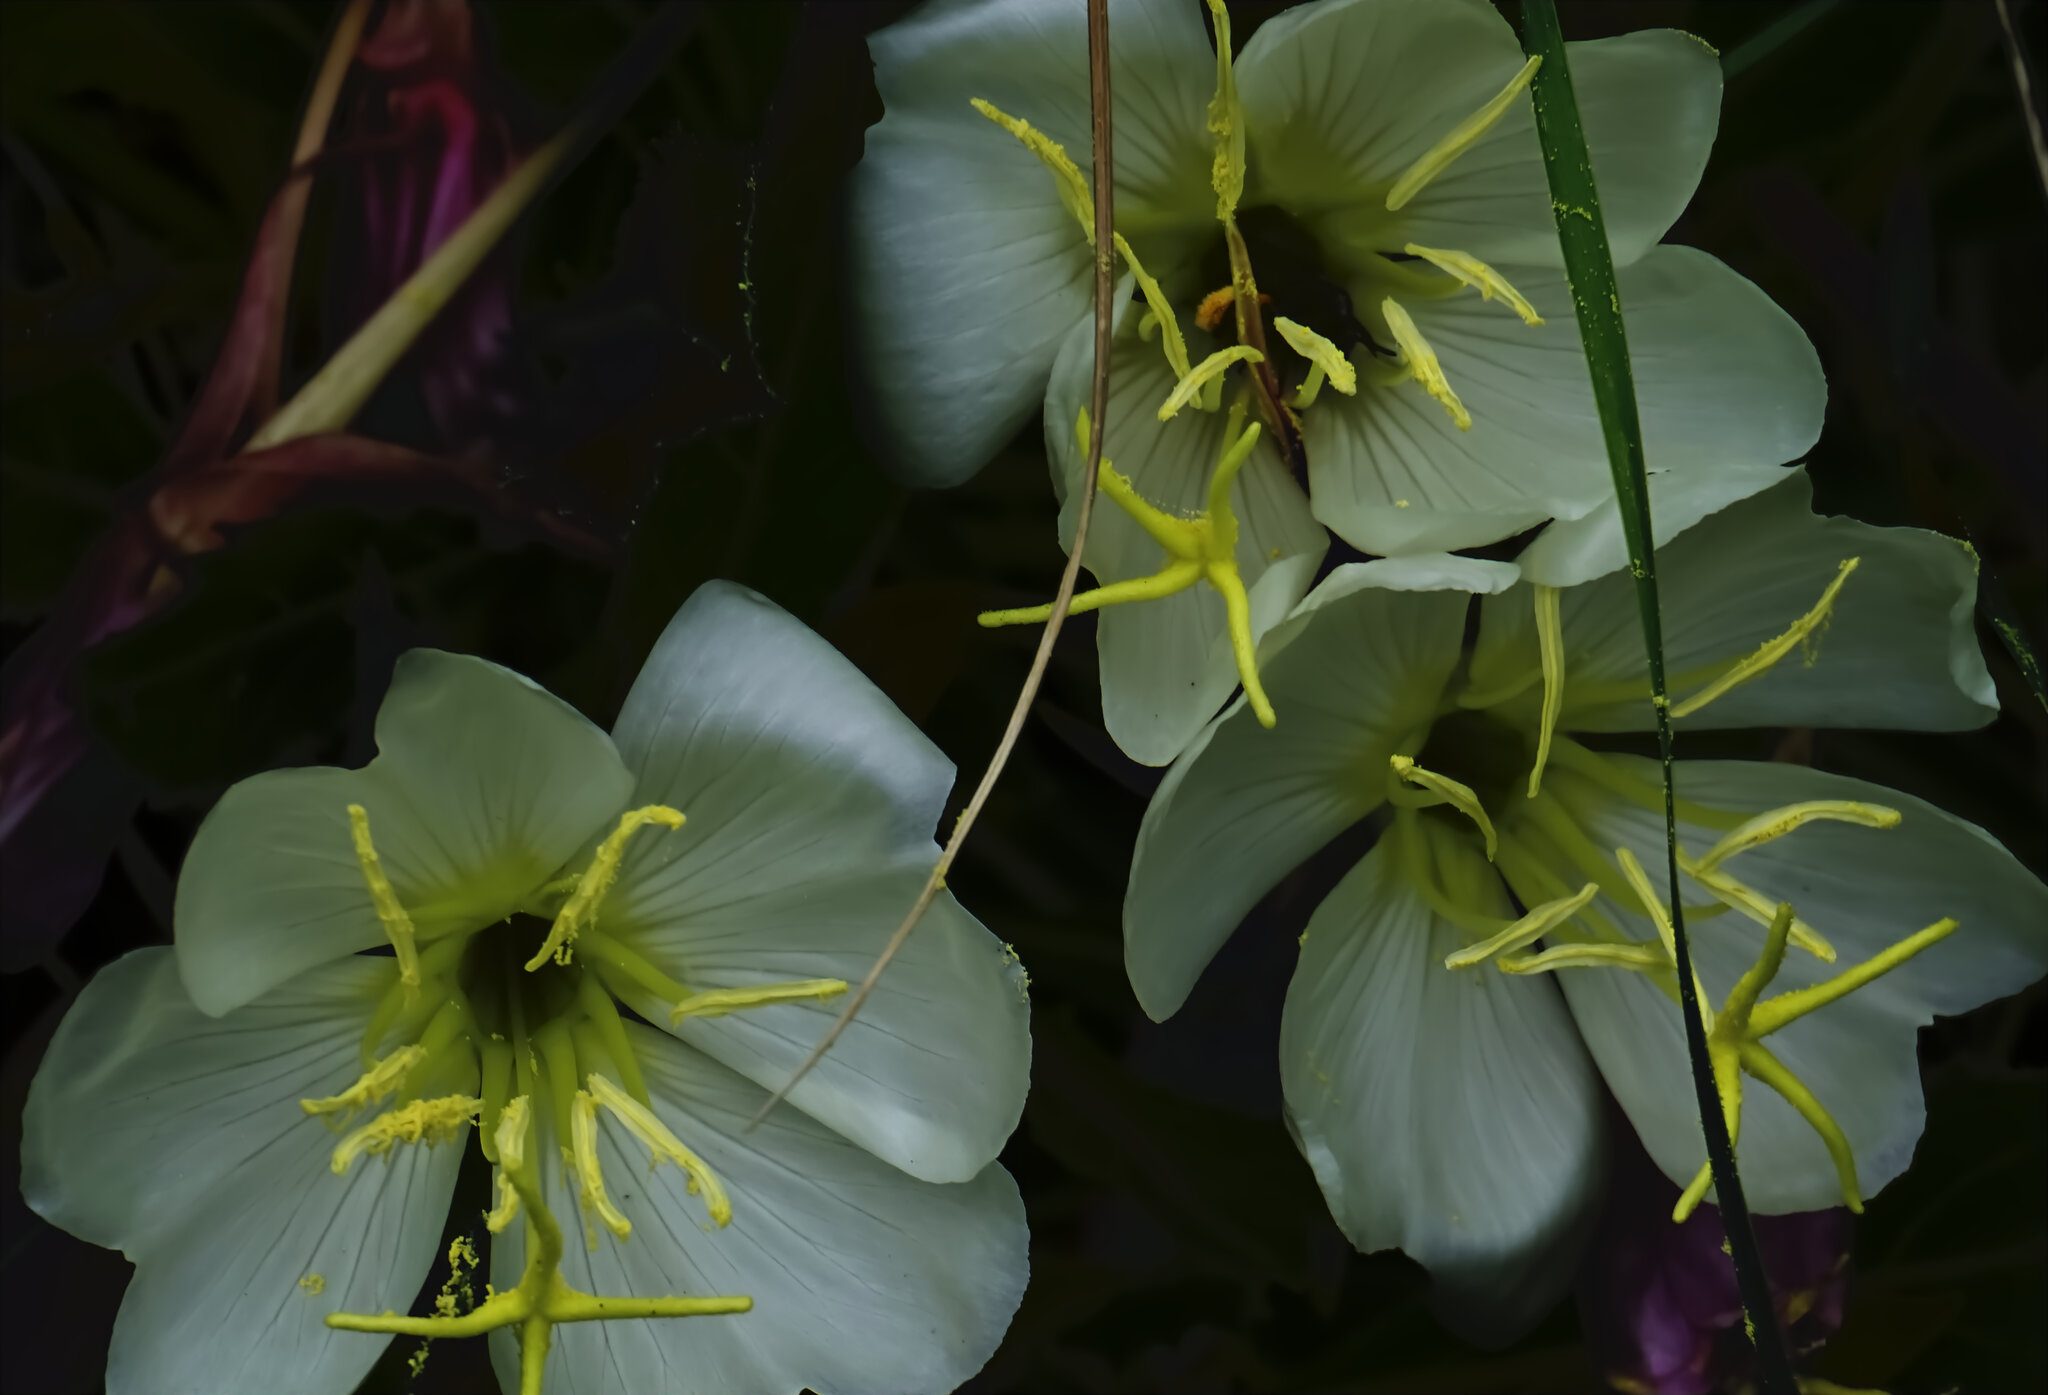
[2,2,2043,1392]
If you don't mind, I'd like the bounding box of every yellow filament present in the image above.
[1386,55,1542,210]
[586,1073,732,1228]
[346,803,421,996]
[1693,800,1902,873]
[525,805,685,971]
[1528,585,1565,798]
[1402,243,1545,325]
[331,1095,480,1174]
[1271,316,1357,399]
[1678,852,1837,962]
[302,1045,425,1121]
[1389,755,1498,859]
[1379,297,1470,430]
[1204,0,1244,219]
[1444,880,1599,969]
[968,98,1092,242]
[1116,232,1191,380]
[570,1090,633,1242]
[1159,345,1264,421]
[670,978,849,1021]
[1670,559,1860,719]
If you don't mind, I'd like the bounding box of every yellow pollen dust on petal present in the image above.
[302,1045,426,1122]
[670,978,849,1022]
[1402,244,1545,325]
[346,803,422,999]
[1670,558,1860,719]
[1203,0,1245,220]
[980,407,1280,729]
[1389,754,1498,860]
[1379,297,1471,430]
[524,805,685,972]
[1693,800,1902,874]
[1527,585,1566,798]
[586,1073,732,1228]
[968,98,1093,243]
[1271,316,1357,411]
[1386,55,1542,211]
[330,1094,480,1175]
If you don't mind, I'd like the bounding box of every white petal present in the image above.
[175,650,632,1016]
[1282,835,1604,1342]
[22,949,463,1395]
[490,1024,1028,1395]
[1552,758,2048,1211]
[605,582,1027,1182]
[1240,3,1719,269]
[1308,247,1822,555]
[851,0,1215,486]
[1477,472,1998,733]
[1124,557,1514,1019]
[1040,305,1326,765]
[1513,461,1794,589]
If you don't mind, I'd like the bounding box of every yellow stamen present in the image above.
[1389,755,1498,860]
[1694,800,1902,874]
[1271,316,1357,404]
[1379,297,1471,430]
[1196,285,1238,333]
[1117,233,1191,379]
[1444,881,1599,969]
[331,1095,479,1174]
[486,1165,522,1234]
[1679,852,1837,962]
[1498,941,1669,975]
[1671,559,1860,719]
[570,1089,633,1242]
[346,803,421,997]
[302,1045,426,1121]
[586,1073,732,1227]
[1528,585,1565,797]
[968,98,1092,243]
[670,978,849,1021]
[1204,0,1244,219]
[1386,55,1542,210]
[1402,243,1545,325]
[1158,345,1264,421]
[524,805,685,971]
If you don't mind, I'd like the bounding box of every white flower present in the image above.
[23,583,1032,1395]
[853,0,1823,764]
[1121,473,2048,1339]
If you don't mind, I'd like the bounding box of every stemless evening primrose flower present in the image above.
[22,582,1031,1395]
[1121,473,2048,1338]
[854,0,1823,764]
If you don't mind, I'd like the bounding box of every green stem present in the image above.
[1516,6,1793,1390]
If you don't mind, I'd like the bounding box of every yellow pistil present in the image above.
[328,1093,750,1395]
[968,98,1092,243]
[1527,585,1565,798]
[670,978,849,1022]
[330,1095,480,1175]
[1402,243,1545,325]
[524,805,685,971]
[1388,754,1498,860]
[980,408,1280,728]
[585,1073,731,1227]
[302,1045,426,1122]
[1272,316,1357,410]
[347,803,421,998]
[1158,345,1265,421]
[1671,559,1859,719]
[1386,55,1542,210]
[1444,880,1599,969]
[1378,297,1471,430]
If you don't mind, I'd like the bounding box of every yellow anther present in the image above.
[670,978,849,1022]
[486,1165,522,1235]
[1386,55,1542,211]
[302,1045,426,1121]
[1117,233,1191,380]
[1679,852,1837,962]
[1158,345,1264,421]
[570,1089,633,1243]
[968,98,1092,243]
[1271,317,1357,411]
[1671,558,1860,719]
[980,412,1278,728]
[1389,755,1498,860]
[1498,941,1670,975]
[330,1095,480,1174]
[586,1073,732,1228]
[1402,243,1545,325]
[1204,0,1244,220]
[1379,297,1471,430]
[346,803,421,997]
[1444,880,1599,969]
[1693,801,1902,874]
[524,805,685,971]
[495,1094,531,1171]
[1528,585,1565,798]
